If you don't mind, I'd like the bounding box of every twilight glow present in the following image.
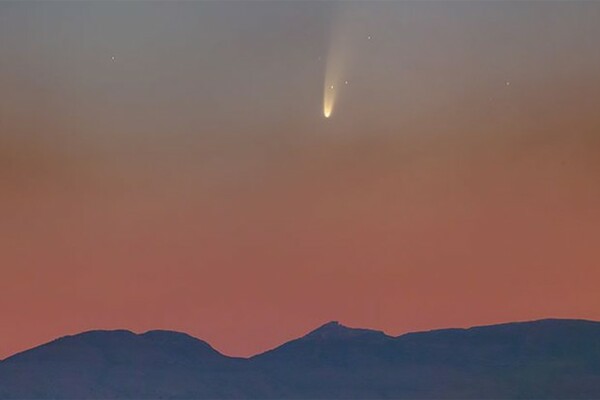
[1,1,600,361]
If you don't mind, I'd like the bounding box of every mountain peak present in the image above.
[317,320,344,330]
[304,321,387,340]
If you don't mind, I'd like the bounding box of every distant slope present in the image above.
[1,319,600,398]
[0,329,244,398]
[250,319,600,399]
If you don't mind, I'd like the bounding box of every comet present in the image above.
[322,48,342,118]
[323,85,335,118]
[322,3,362,119]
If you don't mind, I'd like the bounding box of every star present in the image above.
[111,56,116,62]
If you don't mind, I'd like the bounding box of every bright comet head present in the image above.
[323,89,334,118]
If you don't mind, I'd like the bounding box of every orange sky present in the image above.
[1,1,600,359]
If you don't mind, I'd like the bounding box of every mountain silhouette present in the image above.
[1,319,600,398]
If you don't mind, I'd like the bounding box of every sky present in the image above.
[1,1,600,359]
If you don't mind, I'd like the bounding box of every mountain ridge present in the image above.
[2,318,600,398]
[6,318,599,362]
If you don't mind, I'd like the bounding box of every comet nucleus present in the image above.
[323,84,335,118]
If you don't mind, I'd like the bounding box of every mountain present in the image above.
[1,319,600,398]
[0,329,244,398]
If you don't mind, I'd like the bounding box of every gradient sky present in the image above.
[1,1,600,359]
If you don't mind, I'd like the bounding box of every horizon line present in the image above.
[3,316,598,362]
